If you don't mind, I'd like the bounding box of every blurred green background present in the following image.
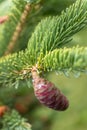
[0,0,87,130]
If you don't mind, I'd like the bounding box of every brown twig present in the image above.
[4,4,31,55]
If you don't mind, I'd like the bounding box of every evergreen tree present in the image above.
[0,0,87,129]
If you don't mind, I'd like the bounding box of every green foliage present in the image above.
[1,110,31,130]
[0,0,6,3]
[28,0,87,60]
[0,0,87,87]
[0,0,27,56]
[42,46,87,73]
[0,46,86,87]
[0,50,33,87]
[0,0,76,56]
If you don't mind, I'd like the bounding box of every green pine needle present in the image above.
[28,0,87,59]
[42,46,87,73]
[0,50,33,87]
[1,110,31,130]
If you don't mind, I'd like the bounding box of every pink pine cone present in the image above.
[31,67,69,111]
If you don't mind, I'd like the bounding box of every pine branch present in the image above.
[0,0,87,88]
[0,0,42,56]
[28,0,87,60]
[1,110,31,130]
[42,46,87,74]
[4,3,32,55]
[0,0,27,56]
[0,50,33,87]
[0,46,87,88]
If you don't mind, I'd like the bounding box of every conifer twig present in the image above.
[42,46,87,73]
[0,46,87,88]
[1,110,31,130]
[4,4,31,55]
[28,0,87,58]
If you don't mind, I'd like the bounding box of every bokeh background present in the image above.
[0,0,87,130]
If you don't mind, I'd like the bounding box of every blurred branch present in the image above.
[4,3,32,55]
[1,110,31,130]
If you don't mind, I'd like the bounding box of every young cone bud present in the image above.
[0,16,8,24]
[31,67,69,111]
[0,106,9,117]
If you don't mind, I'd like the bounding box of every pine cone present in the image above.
[31,67,69,111]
